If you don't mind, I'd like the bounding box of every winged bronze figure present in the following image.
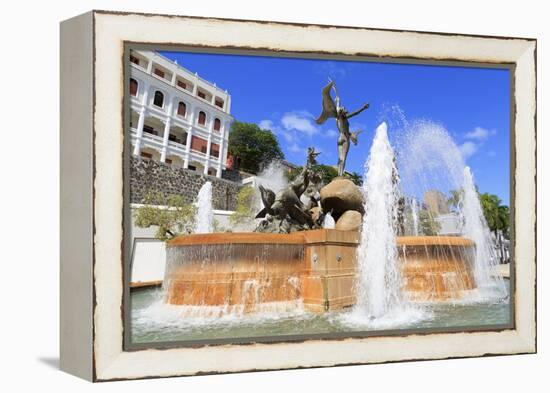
[315,80,369,176]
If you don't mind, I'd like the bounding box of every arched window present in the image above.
[129,78,138,96]
[214,118,221,132]
[153,90,164,107]
[198,111,206,126]
[177,102,187,117]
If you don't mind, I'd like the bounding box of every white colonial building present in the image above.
[129,50,233,177]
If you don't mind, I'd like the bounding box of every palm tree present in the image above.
[479,193,510,263]
[496,204,510,263]
[447,188,464,212]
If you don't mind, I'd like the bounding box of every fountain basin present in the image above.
[397,236,476,301]
[164,230,476,313]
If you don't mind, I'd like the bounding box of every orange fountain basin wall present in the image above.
[397,236,476,301]
[164,230,476,312]
[164,235,307,313]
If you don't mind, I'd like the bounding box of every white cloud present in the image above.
[288,143,305,154]
[458,126,498,160]
[263,110,334,158]
[258,120,274,130]
[465,127,496,140]
[280,130,296,143]
[259,118,295,144]
[459,141,478,159]
[281,112,319,136]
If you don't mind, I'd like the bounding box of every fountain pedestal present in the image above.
[301,230,359,312]
[164,230,476,314]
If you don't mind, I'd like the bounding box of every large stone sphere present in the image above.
[320,178,364,219]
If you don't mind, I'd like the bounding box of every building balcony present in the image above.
[130,128,164,150]
[129,60,147,73]
[130,128,221,164]
[168,140,187,155]
[130,102,226,143]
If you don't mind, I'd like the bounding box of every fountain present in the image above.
[162,123,492,317]
[353,122,401,318]
[194,181,213,234]
[394,116,506,301]
[256,161,289,195]
[322,212,336,229]
[462,167,507,296]
[158,87,506,324]
[164,233,305,314]
[410,198,419,236]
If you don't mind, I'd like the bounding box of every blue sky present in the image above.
[161,51,510,205]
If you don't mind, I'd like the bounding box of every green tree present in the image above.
[479,193,502,232]
[479,192,510,263]
[134,192,196,241]
[347,171,364,187]
[418,210,441,235]
[228,121,284,174]
[229,186,259,227]
[497,205,510,240]
[212,218,229,233]
[286,164,362,186]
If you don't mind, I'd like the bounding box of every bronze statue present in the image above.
[306,147,321,167]
[315,80,369,176]
[255,149,323,233]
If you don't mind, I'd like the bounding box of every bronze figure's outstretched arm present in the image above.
[346,103,370,119]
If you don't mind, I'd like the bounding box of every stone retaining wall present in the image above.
[130,156,242,210]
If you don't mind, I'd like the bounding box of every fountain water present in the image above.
[353,122,402,318]
[195,181,213,234]
[322,212,336,229]
[164,238,305,316]
[396,119,465,199]
[462,167,507,296]
[256,161,289,194]
[394,114,507,301]
[410,198,419,236]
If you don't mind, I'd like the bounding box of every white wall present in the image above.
[129,207,237,284]
[130,239,166,284]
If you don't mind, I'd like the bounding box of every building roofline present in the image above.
[143,50,230,97]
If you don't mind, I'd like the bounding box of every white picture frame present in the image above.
[60,10,536,381]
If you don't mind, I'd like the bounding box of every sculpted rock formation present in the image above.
[335,210,362,231]
[320,177,364,220]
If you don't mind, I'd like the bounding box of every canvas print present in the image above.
[126,48,512,347]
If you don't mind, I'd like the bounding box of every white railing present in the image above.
[130,103,225,143]
[131,128,222,164]
[168,140,187,153]
[129,61,147,73]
